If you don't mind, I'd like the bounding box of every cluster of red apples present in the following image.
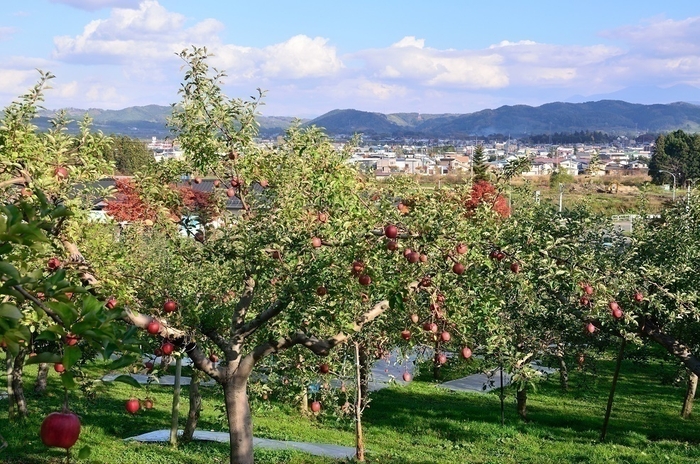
[579,282,644,334]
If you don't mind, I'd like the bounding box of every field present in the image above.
[2,348,700,464]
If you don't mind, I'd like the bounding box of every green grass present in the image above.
[2,354,700,463]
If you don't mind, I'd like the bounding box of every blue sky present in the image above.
[1,0,700,117]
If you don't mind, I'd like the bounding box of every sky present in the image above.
[1,0,700,117]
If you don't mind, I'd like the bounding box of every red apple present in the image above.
[461,347,472,359]
[452,262,465,275]
[489,250,499,260]
[423,321,432,331]
[163,299,177,313]
[146,320,160,335]
[161,341,175,356]
[440,331,451,342]
[54,363,65,373]
[316,286,327,296]
[386,240,399,251]
[402,372,412,382]
[407,251,420,263]
[495,251,505,261]
[47,257,61,271]
[419,254,428,263]
[510,262,520,274]
[608,301,620,312]
[40,410,81,449]
[144,361,154,371]
[193,177,202,184]
[612,308,623,319]
[410,314,419,324]
[143,399,154,410]
[586,322,596,334]
[154,348,163,357]
[401,330,411,340]
[317,212,328,223]
[456,243,468,255]
[583,284,594,295]
[420,276,432,287]
[384,224,399,239]
[259,179,269,188]
[633,291,644,302]
[125,398,140,415]
[436,353,447,365]
[311,237,323,248]
[351,261,364,275]
[226,188,236,198]
[106,297,117,310]
[213,179,221,188]
[579,296,590,306]
[209,353,218,363]
[54,166,68,179]
[429,322,438,333]
[358,274,371,286]
[319,363,330,374]
[64,333,79,346]
[403,248,413,258]
[310,401,322,413]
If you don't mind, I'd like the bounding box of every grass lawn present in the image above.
[1,352,699,463]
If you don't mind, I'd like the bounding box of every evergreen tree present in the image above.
[105,135,153,175]
[472,144,488,181]
[587,151,601,176]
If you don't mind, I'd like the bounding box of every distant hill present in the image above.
[30,100,700,139]
[35,105,303,138]
[307,101,700,137]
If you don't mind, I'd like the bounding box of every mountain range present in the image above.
[35,100,700,139]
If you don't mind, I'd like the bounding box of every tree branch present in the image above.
[232,276,255,332]
[641,319,700,378]
[0,177,28,189]
[12,284,63,325]
[235,298,287,339]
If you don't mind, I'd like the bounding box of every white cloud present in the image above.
[49,0,141,11]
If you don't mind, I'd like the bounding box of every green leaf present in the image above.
[61,372,77,390]
[63,345,82,369]
[47,302,78,327]
[34,330,59,341]
[0,262,20,280]
[25,351,62,365]
[111,374,142,389]
[107,355,137,370]
[0,303,22,320]
[77,446,91,460]
[81,295,102,314]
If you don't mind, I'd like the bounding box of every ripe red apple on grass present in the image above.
[456,243,468,255]
[452,263,465,275]
[54,166,68,179]
[384,224,399,239]
[358,274,371,286]
[316,286,327,296]
[386,240,399,251]
[419,254,428,263]
[319,363,330,374]
[40,409,81,450]
[510,262,520,274]
[311,237,323,248]
[403,248,413,258]
[125,398,140,414]
[582,283,594,295]
[406,251,420,264]
[317,212,328,223]
[351,261,364,275]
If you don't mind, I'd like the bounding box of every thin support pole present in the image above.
[600,339,626,441]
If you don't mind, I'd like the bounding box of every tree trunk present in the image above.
[681,371,698,419]
[169,357,182,446]
[300,387,308,412]
[223,375,254,464]
[34,363,49,394]
[5,352,14,419]
[354,342,365,462]
[357,344,370,409]
[558,355,569,391]
[182,371,202,442]
[433,340,441,380]
[517,387,527,420]
[11,348,27,419]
